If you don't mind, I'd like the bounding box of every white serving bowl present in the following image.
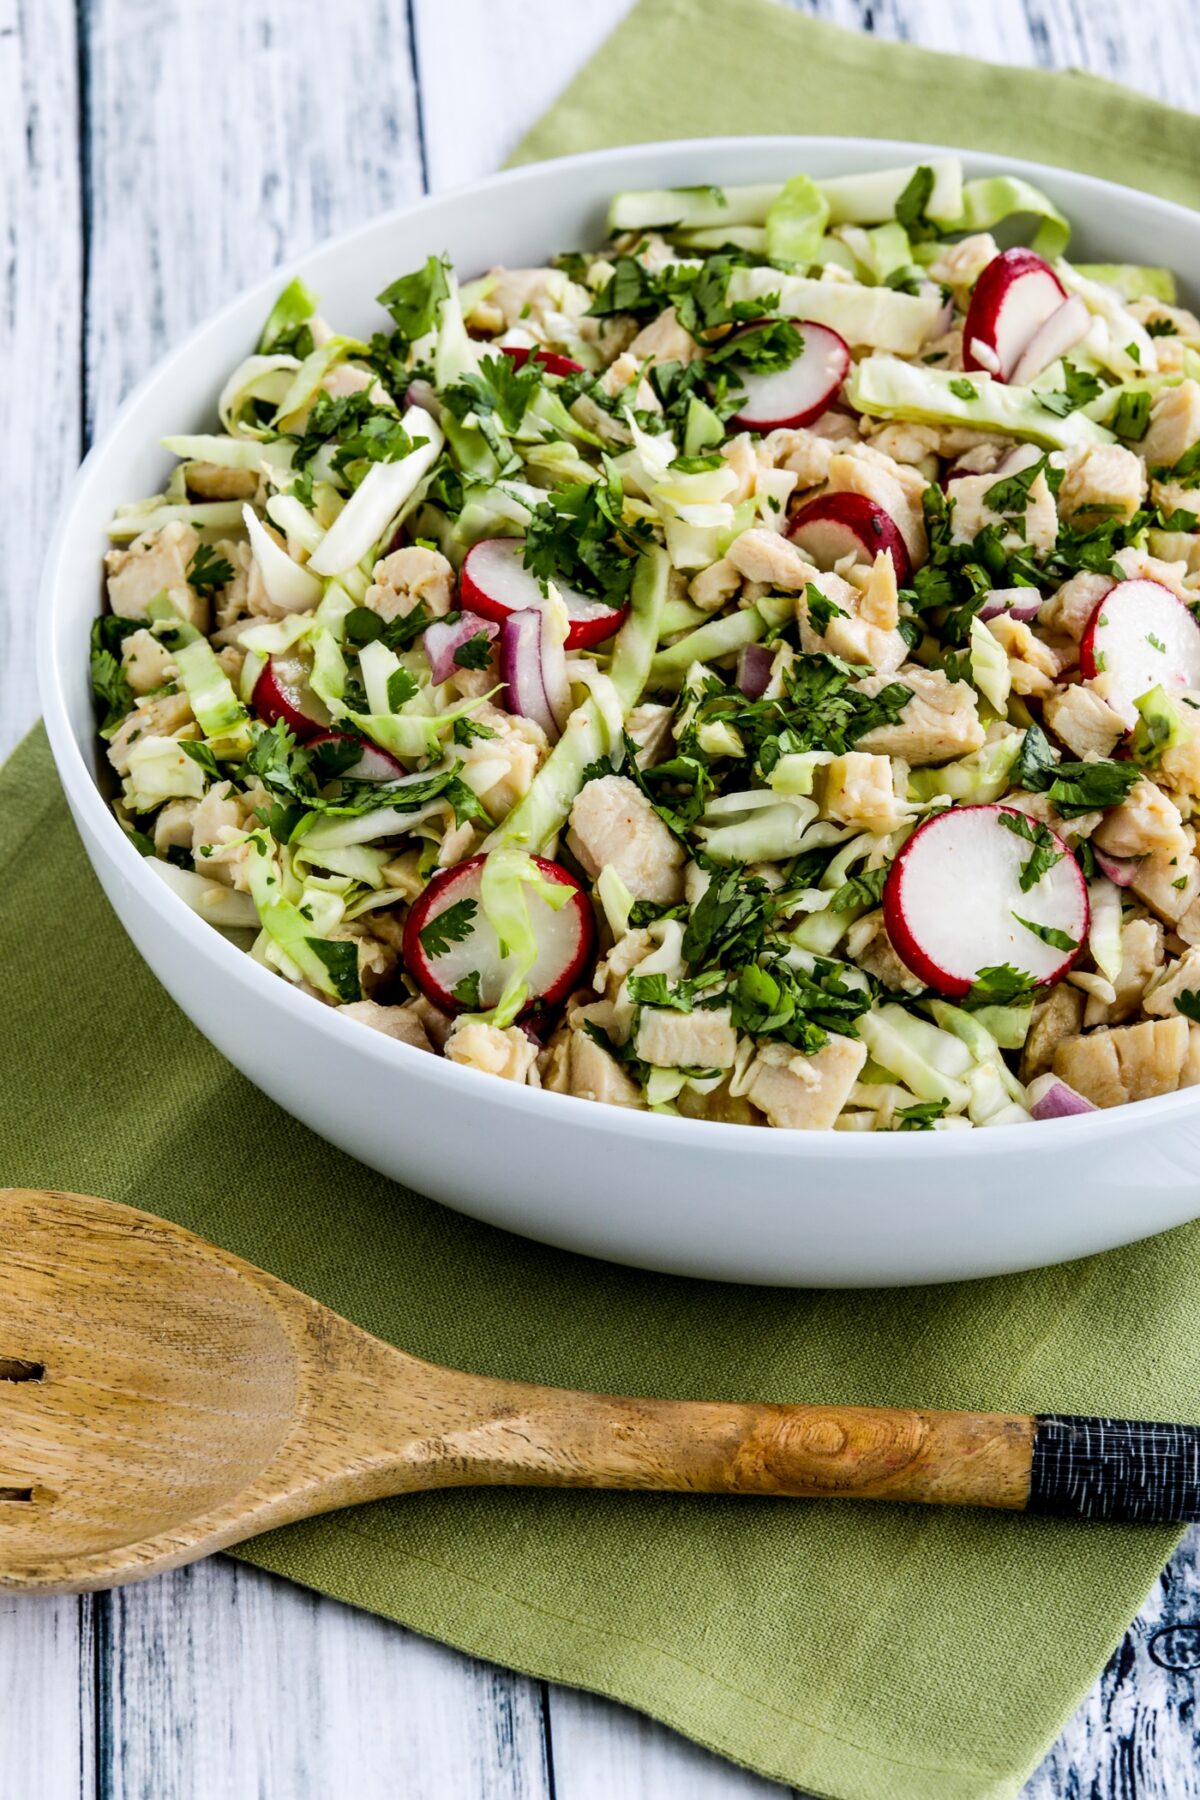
[39,136,1200,1287]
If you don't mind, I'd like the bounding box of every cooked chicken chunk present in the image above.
[1052,1015,1200,1108]
[185,461,260,501]
[743,1035,867,1130]
[635,1006,738,1070]
[1131,850,1200,927]
[1020,982,1086,1082]
[104,521,206,630]
[726,528,816,591]
[1055,443,1146,525]
[564,1029,644,1107]
[456,703,547,820]
[1092,780,1190,861]
[365,546,454,621]
[338,1000,433,1051]
[1039,569,1114,642]
[1139,379,1200,472]
[1143,946,1200,1020]
[106,691,195,776]
[627,306,700,367]
[854,665,985,765]
[822,753,906,832]
[947,469,1058,558]
[1083,918,1164,1027]
[1042,683,1125,760]
[444,1020,540,1083]
[120,627,177,697]
[568,775,685,904]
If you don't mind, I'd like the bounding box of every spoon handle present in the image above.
[439,1383,1200,1522]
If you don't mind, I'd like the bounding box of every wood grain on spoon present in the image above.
[0,1189,1193,1594]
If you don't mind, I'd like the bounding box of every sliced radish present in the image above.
[729,322,850,431]
[252,652,332,740]
[501,345,585,377]
[307,731,407,782]
[403,853,594,1015]
[1009,295,1091,386]
[962,248,1067,383]
[788,492,912,586]
[425,613,498,683]
[461,537,627,650]
[1079,579,1200,726]
[883,804,1088,998]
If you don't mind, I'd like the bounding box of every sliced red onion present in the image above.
[425,614,498,683]
[976,588,1043,624]
[737,643,774,699]
[1027,1073,1097,1119]
[1093,849,1143,888]
[403,377,442,420]
[500,608,561,740]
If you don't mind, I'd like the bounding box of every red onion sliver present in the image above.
[1094,849,1143,888]
[1027,1074,1097,1119]
[500,608,560,740]
[737,642,774,699]
[976,589,1043,624]
[425,614,498,684]
[403,377,441,419]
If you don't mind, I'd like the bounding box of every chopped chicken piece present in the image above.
[568,775,685,904]
[152,799,197,857]
[1052,1015,1199,1108]
[120,628,177,696]
[856,549,899,632]
[635,1006,737,1070]
[926,233,1000,295]
[625,702,674,767]
[1084,918,1164,1027]
[822,753,906,832]
[1043,683,1125,759]
[456,703,546,820]
[1130,850,1200,926]
[688,556,742,612]
[854,665,985,765]
[104,521,206,631]
[445,1020,541,1084]
[1039,569,1115,642]
[1129,299,1200,339]
[726,528,816,590]
[565,1029,644,1107]
[947,470,1058,558]
[1142,945,1200,1020]
[468,266,590,344]
[744,1035,867,1130]
[1093,779,1190,861]
[365,546,454,621]
[1159,709,1200,803]
[827,449,928,564]
[106,691,195,776]
[338,1000,433,1051]
[594,928,655,1002]
[761,428,836,490]
[185,461,259,501]
[1139,379,1200,472]
[211,539,272,629]
[1020,983,1086,1082]
[844,910,924,995]
[1055,443,1146,524]
[627,306,700,367]
[987,614,1063,696]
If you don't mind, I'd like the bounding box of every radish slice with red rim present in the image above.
[882,804,1088,998]
[1009,295,1091,387]
[728,321,850,431]
[788,492,912,586]
[424,613,498,683]
[500,345,585,377]
[306,731,407,782]
[403,853,594,1014]
[1079,579,1200,726]
[251,652,332,741]
[461,537,626,650]
[962,248,1067,384]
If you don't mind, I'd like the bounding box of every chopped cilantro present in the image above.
[524,456,647,610]
[453,631,495,670]
[451,970,482,1010]
[305,937,361,1004]
[89,615,141,732]
[1013,914,1078,953]
[418,897,478,959]
[893,1097,949,1131]
[376,254,450,346]
[949,377,978,401]
[180,740,222,781]
[893,164,937,239]
[997,809,1065,891]
[187,544,235,599]
[804,582,847,634]
[1111,389,1151,442]
[828,866,888,912]
[962,964,1038,1009]
[1173,989,1200,1022]
[386,668,418,710]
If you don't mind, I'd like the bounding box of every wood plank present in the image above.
[0,0,83,760]
[100,1558,551,1800]
[0,1593,94,1800]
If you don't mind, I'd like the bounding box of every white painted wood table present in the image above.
[3,1,1200,1794]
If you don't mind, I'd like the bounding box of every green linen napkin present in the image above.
[7,7,1200,1796]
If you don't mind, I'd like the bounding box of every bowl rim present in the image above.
[38,131,1200,1161]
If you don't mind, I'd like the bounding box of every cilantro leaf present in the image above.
[962,964,1038,1009]
[893,1097,949,1131]
[804,582,847,634]
[997,809,1065,891]
[451,970,482,1010]
[1013,914,1078,952]
[626,972,698,1012]
[1046,760,1142,817]
[386,668,418,711]
[305,937,361,1004]
[894,165,937,239]
[89,615,141,732]
[828,866,888,912]
[453,631,495,670]
[1111,389,1151,441]
[1011,723,1058,792]
[180,740,222,781]
[376,254,450,345]
[524,456,647,610]
[418,897,478,960]
[949,377,978,401]
[187,543,235,599]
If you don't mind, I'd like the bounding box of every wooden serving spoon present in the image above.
[1,1188,1197,1594]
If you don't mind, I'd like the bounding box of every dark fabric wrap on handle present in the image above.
[1028,1416,1200,1522]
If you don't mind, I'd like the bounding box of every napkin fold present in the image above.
[7,4,1200,1796]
